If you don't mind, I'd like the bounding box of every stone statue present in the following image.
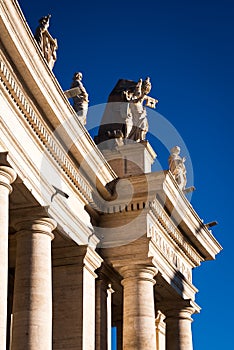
[95,77,158,148]
[67,72,89,125]
[34,15,58,69]
[122,77,150,141]
[168,146,187,190]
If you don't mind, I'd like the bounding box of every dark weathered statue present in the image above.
[95,77,158,148]
[34,15,58,69]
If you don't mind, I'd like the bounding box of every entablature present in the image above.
[148,200,202,267]
[94,170,221,264]
[161,171,222,260]
[0,0,117,201]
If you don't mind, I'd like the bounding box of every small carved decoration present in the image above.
[64,72,89,126]
[168,146,187,190]
[95,77,158,148]
[34,15,58,69]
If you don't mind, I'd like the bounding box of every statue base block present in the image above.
[101,140,156,177]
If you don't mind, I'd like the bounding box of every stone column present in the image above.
[120,265,157,350]
[107,284,114,350]
[95,279,108,350]
[0,160,17,349]
[11,210,57,350]
[52,245,102,350]
[164,301,195,350]
[95,279,114,350]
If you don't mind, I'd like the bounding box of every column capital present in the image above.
[160,299,196,322]
[11,206,57,239]
[82,245,103,276]
[0,165,17,193]
[120,264,157,286]
[161,299,195,350]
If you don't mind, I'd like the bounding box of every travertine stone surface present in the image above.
[0,161,16,350]
[120,265,157,350]
[95,279,108,350]
[52,245,102,350]
[0,1,223,349]
[107,284,114,350]
[11,214,56,350]
[164,302,195,350]
[102,140,156,177]
[95,270,114,350]
[155,311,166,350]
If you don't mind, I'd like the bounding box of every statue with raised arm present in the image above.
[168,146,187,190]
[124,77,156,141]
[34,14,58,69]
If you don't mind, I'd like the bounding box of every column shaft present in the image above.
[53,245,102,350]
[95,280,108,350]
[0,165,16,349]
[11,217,56,350]
[107,284,114,350]
[121,266,157,350]
[165,305,194,350]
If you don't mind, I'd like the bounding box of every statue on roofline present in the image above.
[168,146,187,190]
[94,77,158,149]
[64,72,89,126]
[34,14,58,70]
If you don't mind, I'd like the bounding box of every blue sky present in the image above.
[17,0,234,348]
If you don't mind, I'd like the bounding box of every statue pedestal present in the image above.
[102,140,156,177]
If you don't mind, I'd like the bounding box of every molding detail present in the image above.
[149,199,202,266]
[148,220,192,282]
[0,55,92,203]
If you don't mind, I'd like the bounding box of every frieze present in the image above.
[149,199,202,266]
[148,219,192,282]
[0,55,92,202]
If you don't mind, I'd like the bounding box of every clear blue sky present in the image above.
[18,0,234,348]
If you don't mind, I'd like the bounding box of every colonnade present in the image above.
[0,158,195,350]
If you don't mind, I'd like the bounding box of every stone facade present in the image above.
[0,1,222,349]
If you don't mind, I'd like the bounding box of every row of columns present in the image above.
[0,160,195,350]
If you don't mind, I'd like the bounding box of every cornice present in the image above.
[0,54,93,203]
[163,171,223,260]
[0,0,117,200]
[148,199,203,266]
